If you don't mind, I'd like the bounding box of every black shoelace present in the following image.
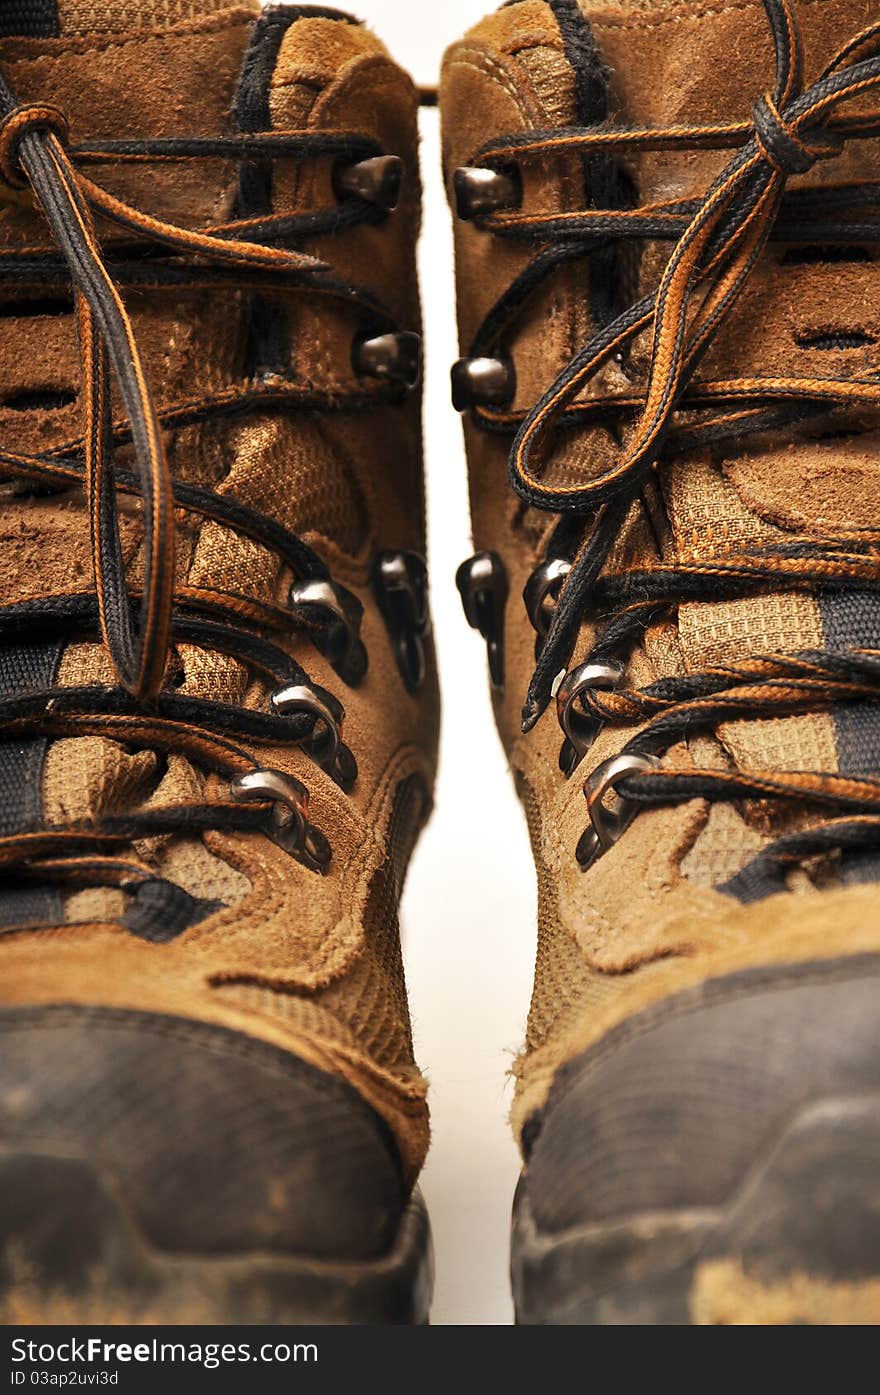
[0,70,418,904]
[460,0,880,882]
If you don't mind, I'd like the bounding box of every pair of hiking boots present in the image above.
[0,0,876,1326]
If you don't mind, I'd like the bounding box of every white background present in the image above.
[352,0,539,1327]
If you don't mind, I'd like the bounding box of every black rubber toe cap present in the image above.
[524,953,880,1235]
[0,1006,405,1261]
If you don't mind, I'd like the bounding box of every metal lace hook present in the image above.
[554,661,624,777]
[229,768,331,874]
[576,751,658,872]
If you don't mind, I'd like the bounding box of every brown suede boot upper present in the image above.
[0,2,437,1179]
[441,0,880,1137]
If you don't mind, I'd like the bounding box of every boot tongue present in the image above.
[0,0,257,38]
[574,0,880,554]
[580,0,872,127]
[565,0,880,539]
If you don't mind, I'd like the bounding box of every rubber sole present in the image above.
[0,1151,432,1324]
[512,1092,880,1324]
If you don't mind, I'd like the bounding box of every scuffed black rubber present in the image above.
[512,956,880,1324]
[0,1006,432,1324]
[0,1152,432,1325]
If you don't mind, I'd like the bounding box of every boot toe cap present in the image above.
[525,955,880,1232]
[0,1005,405,1262]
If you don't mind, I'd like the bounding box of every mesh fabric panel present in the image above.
[58,0,248,34]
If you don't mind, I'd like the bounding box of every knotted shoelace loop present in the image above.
[496,1,879,710]
[0,71,334,700]
[0,64,417,891]
[525,13,880,723]
[0,102,70,188]
[461,0,880,870]
[752,91,843,174]
[507,13,880,525]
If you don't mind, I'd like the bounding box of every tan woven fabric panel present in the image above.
[520,779,619,1060]
[58,0,248,34]
[666,454,838,783]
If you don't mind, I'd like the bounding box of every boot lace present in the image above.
[0,65,421,911]
[460,0,880,891]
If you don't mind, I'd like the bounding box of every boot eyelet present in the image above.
[334,154,402,210]
[372,550,430,693]
[456,551,508,690]
[271,683,357,790]
[576,752,658,871]
[229,768,331,874]
[288,577,366,685]
[555,661,624,777]
[453,165,521,220]
[353,331,421,389]
[523,557,571,639]
[451,355,515,412]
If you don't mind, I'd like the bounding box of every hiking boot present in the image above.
[0,1,437,1324]
[442,0,880,1324]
